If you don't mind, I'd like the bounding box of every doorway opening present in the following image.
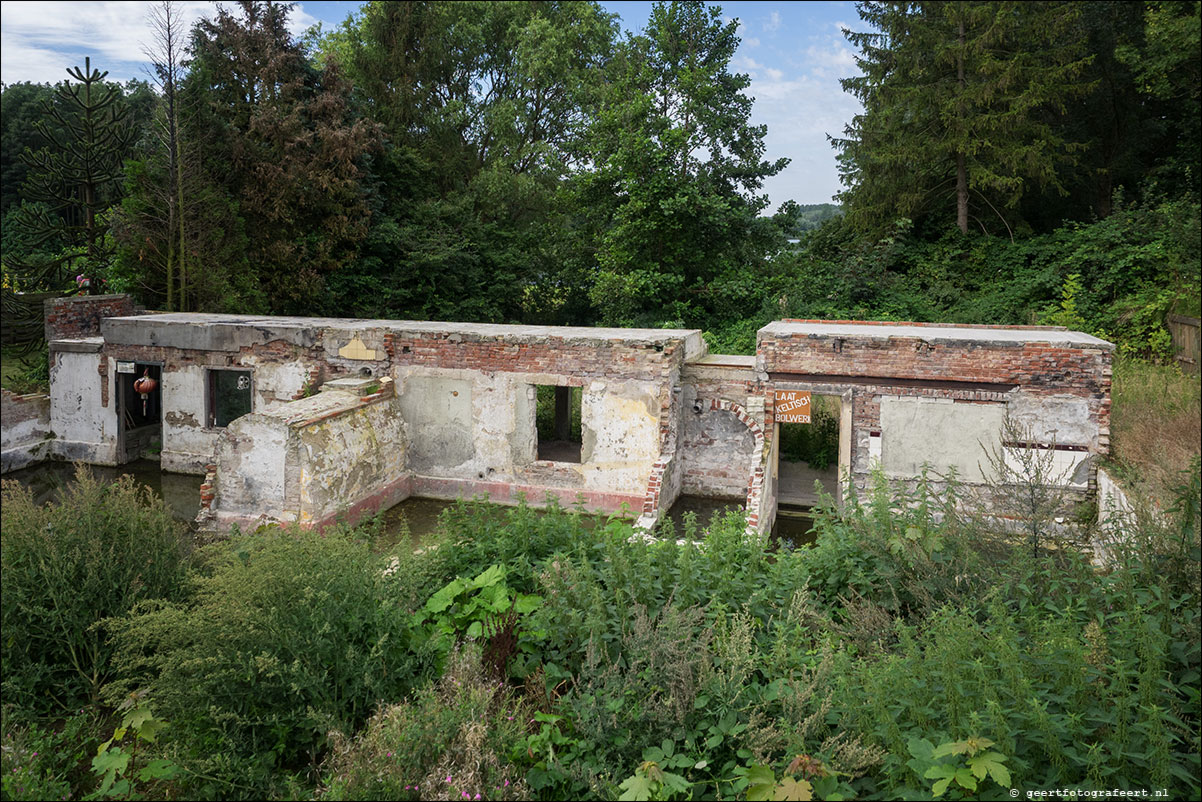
[773,393,850,544]
[117,362,162,463]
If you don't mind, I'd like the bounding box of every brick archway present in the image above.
[638,398,765,530]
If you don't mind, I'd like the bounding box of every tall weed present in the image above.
[1,467,190,712]
[105,526,427,794]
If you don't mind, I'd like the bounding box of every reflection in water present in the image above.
[773,508,817,548]
[662,495,745,537]
[5,459,203,523]
[7,462,619,550]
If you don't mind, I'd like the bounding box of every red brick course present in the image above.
[44,295,138,342]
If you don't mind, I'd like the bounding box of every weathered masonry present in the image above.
[3,296,1112,534]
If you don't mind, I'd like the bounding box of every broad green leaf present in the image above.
[466,620,483,639]
[662,771,690,794]
[618,773,654,801]
[514,593,542,614]
[969,752,1011,787]
[472,564,505,589]
[954,767,978,791]
[774,776,813,801]
[425,578,465,613]
[137,759,179,781]
[746,765,777,801]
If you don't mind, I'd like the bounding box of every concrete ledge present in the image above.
[1,441,53,474]
[50,439,119,465]
[49,337,104,353]
[410,475,641,517]
[161,450,212,475]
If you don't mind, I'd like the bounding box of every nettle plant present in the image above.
[907,736,1011,798]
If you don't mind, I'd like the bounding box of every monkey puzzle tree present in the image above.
[2,59,136,346]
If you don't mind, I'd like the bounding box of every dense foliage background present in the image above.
[2,0,1197,352]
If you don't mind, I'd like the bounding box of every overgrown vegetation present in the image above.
[1,467,190,713]
[1110,356,1202,504]
[2,461,1198,800]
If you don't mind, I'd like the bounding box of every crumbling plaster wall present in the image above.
[205,384,407,531]
[758,321,1112,497]
[396,366,665,510]
[1,389,52,473]
[48,341,118,464]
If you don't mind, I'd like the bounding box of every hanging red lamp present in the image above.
[134,370,158,416]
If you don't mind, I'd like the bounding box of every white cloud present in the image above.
[764,11,781,33]
[0,1,320,85]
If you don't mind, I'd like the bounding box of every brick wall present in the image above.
[384,332,683,383]
[44,295,138,342]
[760,333,1110,395]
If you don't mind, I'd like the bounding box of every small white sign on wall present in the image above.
[116,361,135,374]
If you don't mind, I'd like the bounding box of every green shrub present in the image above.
[322,645,530,801]
[0,467,190,713]
[106,526,428,792]
[832,585,1201,797]
[0,707,101,802]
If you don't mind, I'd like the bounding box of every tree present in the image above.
[2,61,145,349]
[321,0,616,324]
[576,0,788,326]
[1,82,59,215]
[181,0,378,314]
[16,58,134,284]
[1117,0,1201,199]
[834,2,1093,236]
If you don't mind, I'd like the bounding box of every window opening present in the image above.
[535,384,582,463]
[208,369,253,428]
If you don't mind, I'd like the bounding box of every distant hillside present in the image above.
[793,203,842,233]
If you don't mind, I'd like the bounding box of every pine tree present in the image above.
[834,1,1092,236]
[15,57,134,286]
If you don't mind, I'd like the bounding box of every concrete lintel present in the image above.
[49,337,104,353]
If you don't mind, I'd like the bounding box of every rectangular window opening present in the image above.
[208,369,253,428]
[535,384,582,463]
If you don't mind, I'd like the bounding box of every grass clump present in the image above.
[1110,355,1201,505]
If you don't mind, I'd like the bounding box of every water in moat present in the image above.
[661,494,818,547]
[7,463,814,549]
[3,461,614,551]
[5,459,204,523]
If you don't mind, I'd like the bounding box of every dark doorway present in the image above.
[117,363,162,463]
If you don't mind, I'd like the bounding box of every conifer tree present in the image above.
[2,59,135,347]
[834,1,1092,236]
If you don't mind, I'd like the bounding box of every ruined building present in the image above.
[1,294,1113,534]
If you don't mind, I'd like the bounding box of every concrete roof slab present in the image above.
[758,320,1113,349]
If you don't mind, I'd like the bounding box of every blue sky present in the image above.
[0,1,864,206]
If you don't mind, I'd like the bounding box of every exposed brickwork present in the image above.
[44,295,137,342]
[761,333,1109,395]
[782,319,1069,331]
[385,331,683,383]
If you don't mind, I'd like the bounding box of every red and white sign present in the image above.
[774,390,811,424]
